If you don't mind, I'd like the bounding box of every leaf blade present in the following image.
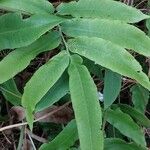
[116,104,150,127]
[57,0,149,23]
[35,72,69,112]
[68,37,150,90]
[0,31,61,84]
[22,51,69,129]
[106,109,146,146]
[40,120,78,150]
[103,70,122,109]
[68,55,103,150]
[0,13,64,50]
[130,84,149,113]
[104,138,147,150]
[61,18,150,56]
[0,0,54,14]
[0,79,21,105]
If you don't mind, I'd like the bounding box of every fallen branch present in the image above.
[0,101,71,132]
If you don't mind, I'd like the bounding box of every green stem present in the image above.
[58,25,70,56]
[102,109,108,132]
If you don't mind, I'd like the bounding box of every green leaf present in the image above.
[103,70,122,109]
[106,109,146,146]
[0,0,54,14]
[40,120,78,150]
[68,37,150,90]
[0,31,61,84]
[68,55,103,150]
[35,72,69,112]
[104,138,146,150]
[116,104,150,127]
[22,51,69,129]
[61,18,150,56]
[130,84,149,113]
[0,79,21,105]
[57,0,149,23]
[0,13,64,50]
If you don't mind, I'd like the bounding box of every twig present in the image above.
[2,131,11,144]
[121,83,135,92]
[27,133,36,150]
[26,129,47,143]
[58,25,70,56]
[140,8,150,12]
[0,101,71,132]
[135,0,147,8]
[146,110,150,115]
[146,57,150,78]
[0,122,28,132]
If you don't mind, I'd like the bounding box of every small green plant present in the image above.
[0,0,150,149]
